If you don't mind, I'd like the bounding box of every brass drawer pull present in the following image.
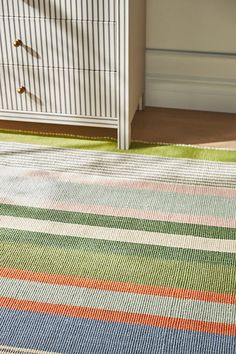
[17,86,26,94]
[13,39,22,48]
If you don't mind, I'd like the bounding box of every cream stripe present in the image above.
[18,167,236,198]
[1,215,235,254]
[1,197,236,229]
[0,345,59,354]
[2,166,236,199]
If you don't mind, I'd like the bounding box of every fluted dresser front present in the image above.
[0,0,145,149]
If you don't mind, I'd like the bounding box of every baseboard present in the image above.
[145,50,236,113]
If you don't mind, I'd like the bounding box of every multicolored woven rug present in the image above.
[0,134,235,353]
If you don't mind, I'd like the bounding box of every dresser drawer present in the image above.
[0,65,117,118]
[0,0,116,22]
[0,18,116,71]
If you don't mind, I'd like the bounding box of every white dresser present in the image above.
[0,0,146,149]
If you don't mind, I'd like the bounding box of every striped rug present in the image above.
[0,141,235,354]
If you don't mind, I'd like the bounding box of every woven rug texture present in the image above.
[0,141,235,354]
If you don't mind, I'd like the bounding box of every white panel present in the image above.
[88,22,95,70]
[54,68,62,114]
[0,18,116,71]
[63,69,71,114]
[69,70,75,115]
[98,1,104,22]
[34,67,43,112]
[0,0,146,150]
[104,0,110,21]
[0,0,117,21]
[0,11,12,65]
[79,70,86,116]
[60,68,67,115]
[95,70,101,117]
[100,71,106,117]
[105,71,111,117]
[60,19,67,69]
[93,21,100,72]
[111,71,116,118]
[89,71,96,117]
[99,23,105,71]
[0,111,118,128]
[93,1,98,20]
[0,66,117,118]
[42,0,50,18]
[110,22,116,73]
[6,1,14,15]
[49,0,56,19]
[117,0,130,149]
[3,67,13,110]
[84,69,91,116]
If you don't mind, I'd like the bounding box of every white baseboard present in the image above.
[145,50,236,113]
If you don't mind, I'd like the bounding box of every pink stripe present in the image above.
[24,169,236,198]
[1,197,236,228]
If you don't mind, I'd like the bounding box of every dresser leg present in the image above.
[138,94,145,111]
[118,120,131,150]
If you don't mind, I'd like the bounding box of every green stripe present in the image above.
[1,228,235,266]
[1,203,235,240]
[1,228,236,266]
[0,231,235,294]
[1,130,236,162]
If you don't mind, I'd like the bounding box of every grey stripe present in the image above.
[0,142,236,188]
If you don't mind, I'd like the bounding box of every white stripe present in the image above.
[0,158,235,187]
[1,215,235,254]
[0,143,236,174]
[1,143,236,188]
[1,142,236,171]
[1,142,236,168]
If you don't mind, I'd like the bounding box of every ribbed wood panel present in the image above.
[0,18,116,71]
[0,65,117,118]
[0,0,145,149]
[0,0,116,22]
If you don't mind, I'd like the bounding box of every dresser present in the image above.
[0,0,146,149]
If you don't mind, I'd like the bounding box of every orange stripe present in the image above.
[1,267,235,305]
[0,296,235,336]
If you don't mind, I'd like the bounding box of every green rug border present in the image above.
[0,129,235,162]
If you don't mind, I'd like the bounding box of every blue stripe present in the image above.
[0,307,235,354]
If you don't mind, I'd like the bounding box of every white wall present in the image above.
[145,0,236,113]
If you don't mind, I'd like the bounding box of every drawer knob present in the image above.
[13,39,22,48]
[17,86,26,94]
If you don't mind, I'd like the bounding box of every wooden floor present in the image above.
[0,107,236,148]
